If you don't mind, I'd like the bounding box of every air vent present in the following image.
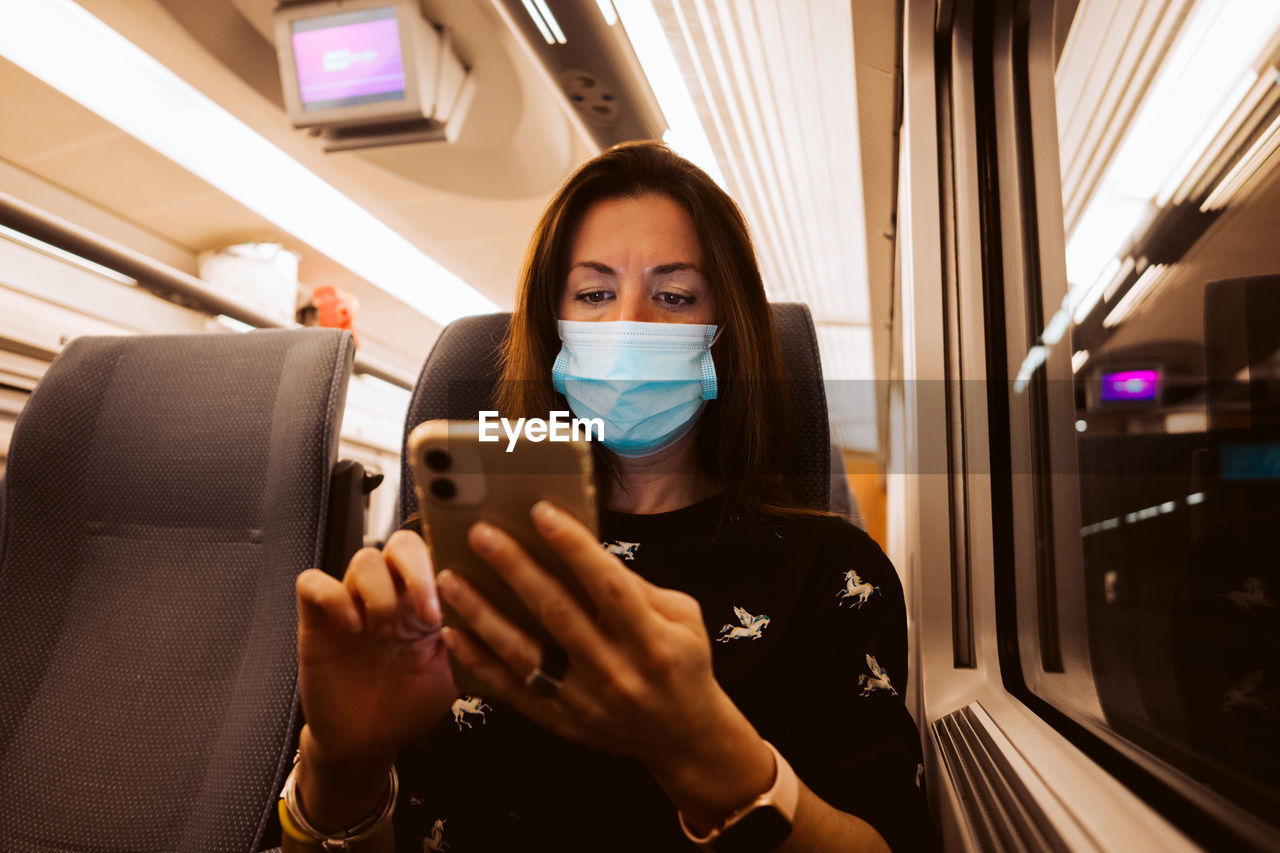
[932,703,1070,852]
[559,69,620,126]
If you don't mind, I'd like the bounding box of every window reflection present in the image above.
[1053,0,1280,823]
[1073,272,1280,807]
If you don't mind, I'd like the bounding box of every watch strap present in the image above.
[678,740,799,851]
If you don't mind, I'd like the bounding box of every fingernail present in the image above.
[532,501,560,530]
[470,522,497,554]
[436,570,457,597]
[440,626,468,658]
[419,589,442,626]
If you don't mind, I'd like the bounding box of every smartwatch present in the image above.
[678,741,800,852]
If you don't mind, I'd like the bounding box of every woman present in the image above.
[284,142,934,851]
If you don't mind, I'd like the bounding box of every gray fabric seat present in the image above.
[828,443,865,530]
[396,303,836,524]
[0,328,354,852]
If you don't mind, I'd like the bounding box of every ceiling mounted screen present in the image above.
[290,7,406,112]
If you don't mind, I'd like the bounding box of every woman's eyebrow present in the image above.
[569,261,702,275]
[650,262,702,275]
[570,261,615,275]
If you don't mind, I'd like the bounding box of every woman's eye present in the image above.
[657,291,694,307]
[574,290,612,304]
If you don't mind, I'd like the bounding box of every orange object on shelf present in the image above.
[311,285,359,347]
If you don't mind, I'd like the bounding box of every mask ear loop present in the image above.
[551,347,571,395]
[551,319,575,395]
[701,324,721,400]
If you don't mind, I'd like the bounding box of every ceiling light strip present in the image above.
[1069,255,1120,324]
[1109,1,1280,205]
[1054,0,1126,154]
[1103,263,1168,328]
[737,1,818,302]
[675,1,757,197]
[1061,0,1193,233]
[748,0,836,308]
[779,1,848,318]
[1066,0,1280,288]
[805,0,867,322]
[719,0,829,308]
[1059,0,1150,227]
[520,0,557,44]
[1159,69,1259,205]
[596,0,620,26]
[0,0,498,326]
[1175,68,1278,205]
[690,0,806,299]
[728,0,824,299]
[663,0,783,292]
[532,0,568,44]
[1066,2,1193,233]
[794,0,847,318]
[661,0,737,186]
[1202,110,1280,210]
[650,0,810,298]
[1102,255,1137,302]
[614,0,724,185]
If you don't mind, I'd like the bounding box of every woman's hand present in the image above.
[295,530,457,769]
[436,501,776,822]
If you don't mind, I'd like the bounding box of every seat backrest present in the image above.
[0,328,354,852]
[397,303,831,523]
[828,443,865,529]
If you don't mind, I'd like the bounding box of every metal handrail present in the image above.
[0,189,414,390]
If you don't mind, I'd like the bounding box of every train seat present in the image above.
[828,443,864,529]
[0,328,354,851]
[395,303,843,525]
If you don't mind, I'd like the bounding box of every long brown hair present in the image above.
[496,141,799,513]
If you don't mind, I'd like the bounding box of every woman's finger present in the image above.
[440,625,527,700]
[296,568,361,634]
[529,501,656,636]
[465,522,612,660]
[440,626,581,741]
[344,547,400,639]
[643,583,703,627]
[381,529,442,626]
[437,569,542,680]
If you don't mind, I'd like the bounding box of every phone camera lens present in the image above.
[425,449,451,472]
[430,478,457,501]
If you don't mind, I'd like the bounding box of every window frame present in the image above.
[899,0,1280,848]
[956,0,1280,848]
[899,0,1194,849]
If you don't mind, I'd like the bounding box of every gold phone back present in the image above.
[408,420,598,695]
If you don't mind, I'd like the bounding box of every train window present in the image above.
[1023,0,1280,840]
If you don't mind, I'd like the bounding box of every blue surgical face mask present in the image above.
[552,320,718,457]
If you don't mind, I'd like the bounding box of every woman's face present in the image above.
[558,194,718,325]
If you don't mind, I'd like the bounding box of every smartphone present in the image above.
[407,419,598,696]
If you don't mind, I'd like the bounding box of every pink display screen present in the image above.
[1100,369,1161,402]
[291,7,406,111]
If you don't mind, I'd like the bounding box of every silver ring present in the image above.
[523,665,564,697]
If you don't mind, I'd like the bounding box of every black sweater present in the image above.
[393,495,937,851]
